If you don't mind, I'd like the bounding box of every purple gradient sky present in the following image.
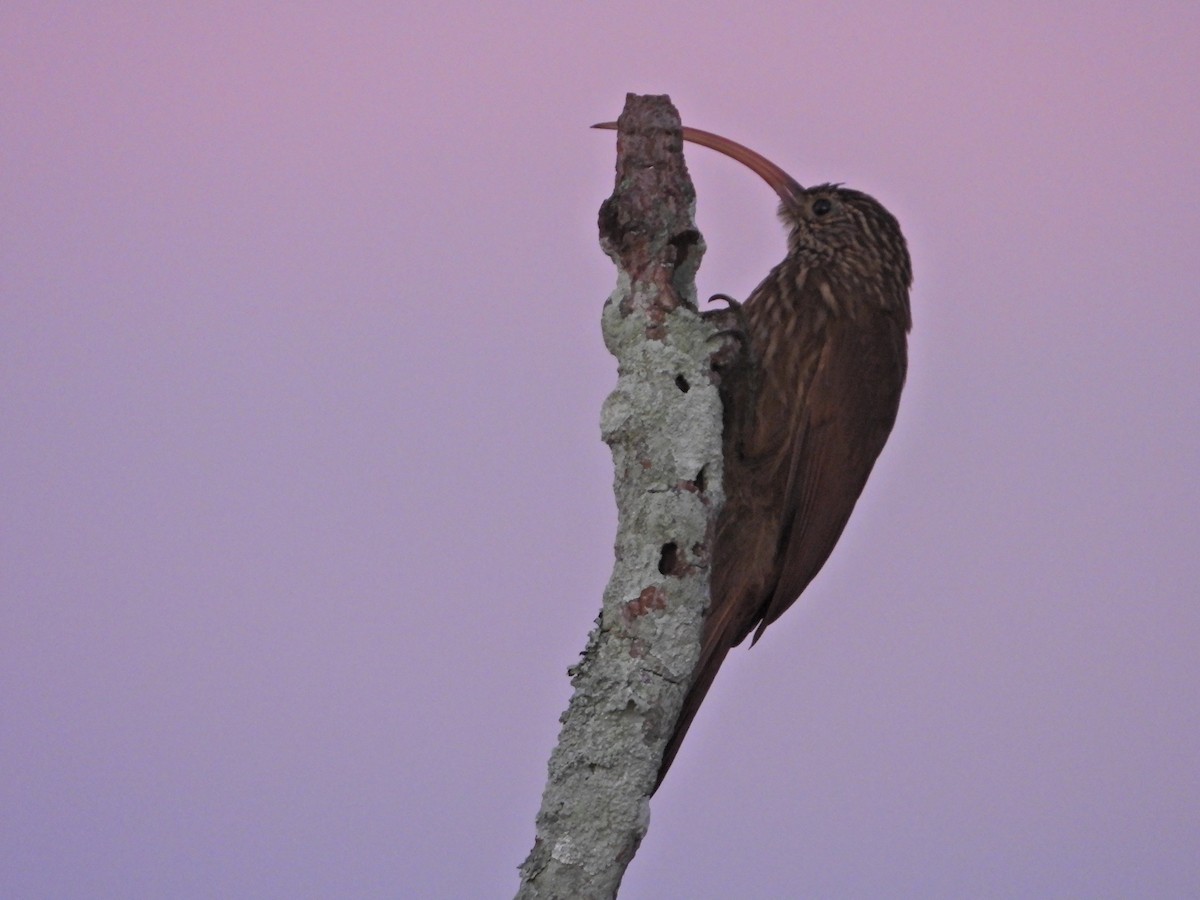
[4,4,1198,897]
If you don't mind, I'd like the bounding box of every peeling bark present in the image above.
[515,94,725,899]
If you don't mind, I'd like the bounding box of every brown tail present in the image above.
[654,575,763,790]
[654,485,777,790]
[655,637,735,791]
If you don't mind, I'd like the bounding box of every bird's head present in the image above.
[593,121,912,311]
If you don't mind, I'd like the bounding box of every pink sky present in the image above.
[4,4,1198,897]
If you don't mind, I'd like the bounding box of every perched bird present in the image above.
[596,123,913,789]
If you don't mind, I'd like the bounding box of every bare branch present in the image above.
[516,94,724,899]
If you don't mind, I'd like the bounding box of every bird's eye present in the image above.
[812,198,832,216]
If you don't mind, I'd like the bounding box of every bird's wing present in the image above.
[754,308,907,639]
[654,286,906,790]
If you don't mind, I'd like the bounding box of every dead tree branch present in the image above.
[515,93,725,899]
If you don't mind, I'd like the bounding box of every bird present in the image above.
[595,123,913,789]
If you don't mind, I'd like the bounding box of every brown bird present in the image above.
[596,123,913,789]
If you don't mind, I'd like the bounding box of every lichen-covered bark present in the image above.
[515,94,724,900]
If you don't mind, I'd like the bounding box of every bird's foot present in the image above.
[703,294,750,369]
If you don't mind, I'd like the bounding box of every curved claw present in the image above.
[706,293,742,313]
